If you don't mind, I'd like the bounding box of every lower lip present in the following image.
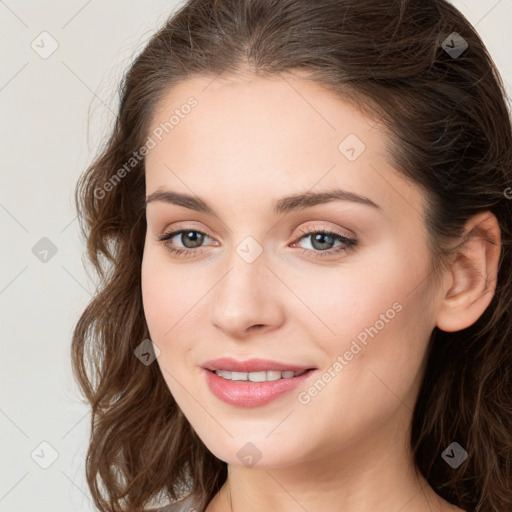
[203,368,316,407]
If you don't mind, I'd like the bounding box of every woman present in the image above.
[72,0,512,511]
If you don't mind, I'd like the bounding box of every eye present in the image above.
[156,228,216,258]
[156,226,358,260]
[290,227,358,259]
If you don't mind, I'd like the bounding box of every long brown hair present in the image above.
[72,0,512,510]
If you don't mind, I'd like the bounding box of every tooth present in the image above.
[214,369,306,381]
[248,371,268,382]
[230,371,248,380]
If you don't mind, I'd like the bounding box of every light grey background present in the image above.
[1,1,511,511]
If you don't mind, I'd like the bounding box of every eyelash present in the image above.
[156,226,358,260]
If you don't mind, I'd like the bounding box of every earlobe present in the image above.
[436,211,501,333]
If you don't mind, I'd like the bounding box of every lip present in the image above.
[201,357,315,373]
[202,367,318,408]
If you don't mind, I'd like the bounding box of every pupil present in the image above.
[312,233,334,250]
[183,231,204,248]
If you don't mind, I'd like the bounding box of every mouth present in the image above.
[201,356,316,374]
[205,367,313,382]
[202,367,318,407]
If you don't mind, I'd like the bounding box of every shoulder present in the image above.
[438,501,467,512]
[146,493,204,512]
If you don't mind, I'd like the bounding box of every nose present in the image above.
[209,250,285,339]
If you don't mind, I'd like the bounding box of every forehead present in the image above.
[147,72,383,162]
[144,72,425,220]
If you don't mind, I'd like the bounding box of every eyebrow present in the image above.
[145,188,382,215]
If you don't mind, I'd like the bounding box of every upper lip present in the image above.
[202,357,316,373]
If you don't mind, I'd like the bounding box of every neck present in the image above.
[205,412,455,512]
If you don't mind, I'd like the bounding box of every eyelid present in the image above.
[293,223,355,241]
[290,225,358,255]
[156,221,217,240]
[156,221,354,243]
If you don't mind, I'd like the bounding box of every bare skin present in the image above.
[205,476,465,512]
[141,69,499,512]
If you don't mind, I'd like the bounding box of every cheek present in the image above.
[288,265,434,451]
[140,250,199,397]
[298,240,434,389]
[286,238,430,341]
[140,245,211,374]
[141,247,183,340]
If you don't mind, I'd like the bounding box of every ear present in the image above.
[435,211,501,333]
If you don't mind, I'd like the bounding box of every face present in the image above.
[141,72,440,469]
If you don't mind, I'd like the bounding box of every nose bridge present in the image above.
[210,236,283,335]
